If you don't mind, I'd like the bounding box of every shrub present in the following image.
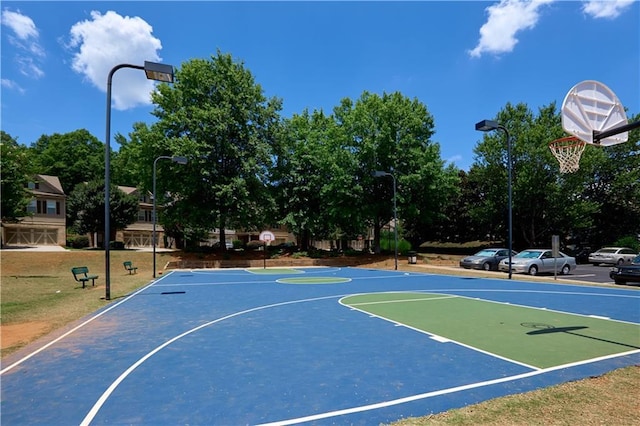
[109,241,125,250]
[613,236,640,253]
[66,234,90,249]
[246,240,265,250]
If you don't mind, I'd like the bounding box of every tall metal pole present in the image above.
[152,156,187,278]
[499,125,513,280]
[105,62,174,299]
[475,120,513,280]
[153,157,159,278]
[105,64,144,301]
[391,173,398,271]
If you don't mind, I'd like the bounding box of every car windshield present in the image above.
[633,255,640,264]
[515,250,542,259]
[474,250,498,256]
[597,248,617,254]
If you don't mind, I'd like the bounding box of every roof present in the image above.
[34,174,65,195]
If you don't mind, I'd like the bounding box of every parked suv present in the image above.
[588,247,638,266]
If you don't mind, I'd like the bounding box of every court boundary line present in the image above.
[0,271,175,375]
[255,350,640,426]
[79,294,349,426]
[340,293,541,370]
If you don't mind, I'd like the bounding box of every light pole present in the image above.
[153,155,188,278]
[475,119,513,279]
[105,61,174,300]
[372,170,398,270]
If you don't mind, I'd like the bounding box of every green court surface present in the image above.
[341,292,640,369]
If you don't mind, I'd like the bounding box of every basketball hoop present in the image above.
[549,136,586,173]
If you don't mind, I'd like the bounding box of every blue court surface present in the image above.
[2,267,639,425]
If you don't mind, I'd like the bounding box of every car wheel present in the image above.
[617,258,624,265]
[483,262,491,271]
[561,264,570,275]
[614,280,626,285]
[528,265,538,276]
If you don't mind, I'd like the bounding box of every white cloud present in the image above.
[1,78,25,94]
[469,0,555,58]
[1,8,45,78]
[67,10,165,110]
[582,0,635,19]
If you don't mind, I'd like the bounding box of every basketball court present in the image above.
[2,267,638,425]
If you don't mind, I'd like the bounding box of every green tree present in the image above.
[274,109,362,250]
[472,102,600,249]
[334,91,454,250]
[67,180,138,243]
[1,131,34,224]
[137,52,282,249]
[579,112,640,247]
[30,129,104,194]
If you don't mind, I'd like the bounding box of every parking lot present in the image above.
[454,262,635,287]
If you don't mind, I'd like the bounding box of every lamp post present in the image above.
[372,170,398,270]
[475,119,513,279]
[105,61,174,300]
[153,156,188,278]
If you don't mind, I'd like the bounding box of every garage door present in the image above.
[5,228,58,245]
[123,231,152,248]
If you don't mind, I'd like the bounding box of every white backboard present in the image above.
[561,80,628,146]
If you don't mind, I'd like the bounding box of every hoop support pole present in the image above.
[593,120,640,143]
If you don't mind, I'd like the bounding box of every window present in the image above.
[27,200,36,213]
[27,182,39,190]
[35,200,60,215]
[138,210,154,222]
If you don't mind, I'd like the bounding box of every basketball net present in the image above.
[548,136,586,173]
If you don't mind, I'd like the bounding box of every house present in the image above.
[2,175,66,246]
[116,185,160,248]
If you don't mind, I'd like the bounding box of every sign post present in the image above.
[552,235,560,280]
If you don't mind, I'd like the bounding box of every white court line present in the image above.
[0,271,175,375]
[79,294,348,426]
[350,295,457,306]
[256,349,640,426]
[340,295,541,371]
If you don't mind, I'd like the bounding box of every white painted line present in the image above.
[0,271,175,376]
[79,294,348,426]
[350,295,457,306]
[256,349,640,426]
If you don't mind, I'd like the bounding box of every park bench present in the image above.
[71,266,99,288]
[123,261,138,274]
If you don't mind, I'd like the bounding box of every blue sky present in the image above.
[2,1,638,171]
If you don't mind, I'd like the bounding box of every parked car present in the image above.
[498,249,576,276]
[609,255,640,285]
[459,248,517,271]
[588,247,638,266]
[562,244,591,264]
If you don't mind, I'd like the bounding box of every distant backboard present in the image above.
[561,80,628,146]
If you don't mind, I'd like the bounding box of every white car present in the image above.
[588,247,638,266]
[498,249,576,276]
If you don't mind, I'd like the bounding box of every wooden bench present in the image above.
[71,266,99,288]
[123,261,138,274]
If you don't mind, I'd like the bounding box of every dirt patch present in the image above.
[1,321,51,350]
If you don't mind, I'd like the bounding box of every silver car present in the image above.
[459,248,516,271]
[588,247,638,266]
[498,249,576,276]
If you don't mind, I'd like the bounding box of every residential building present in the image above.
[2,175,66,246]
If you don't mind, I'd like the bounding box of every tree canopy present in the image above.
[1,131,34,223]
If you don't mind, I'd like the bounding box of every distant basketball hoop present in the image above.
[549,136,586,173]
